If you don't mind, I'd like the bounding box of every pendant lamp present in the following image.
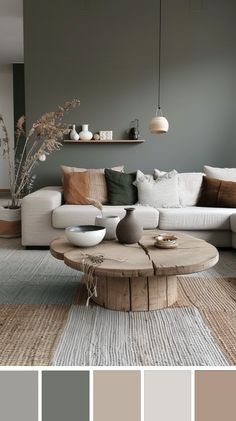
[149,0,169,134]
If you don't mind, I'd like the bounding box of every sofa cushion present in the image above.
[178,173,203,207]
[203,165,236,181]
[158,207,235,230]
[61,165,124,204]
[52,205,159,229]
[105,169,138,205]
[198,177,236,208]
[154,169,203,207]
[135,170,180,208]
[230,213,236,233]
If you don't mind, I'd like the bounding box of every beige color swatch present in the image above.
[144,370,191,421]
[94,371,140,421]
[195,370,236,421]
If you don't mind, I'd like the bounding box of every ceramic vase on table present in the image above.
[79,124,93,141]
[95,215,120,240]
[116,208,143,244]
[70,124,80,141]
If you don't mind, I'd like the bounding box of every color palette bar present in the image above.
[0,370,235,420]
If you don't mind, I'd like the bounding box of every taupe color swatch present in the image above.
[195,370,236,421]
[144,370,191,421]
[94,371,140,421]
[42,371,89,421]
[0,371,38,421]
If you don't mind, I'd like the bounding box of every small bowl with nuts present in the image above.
[154,233,178,249]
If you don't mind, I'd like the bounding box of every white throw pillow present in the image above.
[204,165,236,181]
[178,173,203,207]
[134,170,180,208]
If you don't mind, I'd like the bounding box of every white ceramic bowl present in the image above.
[65,225,106,247]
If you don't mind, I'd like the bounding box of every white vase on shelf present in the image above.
[70,125,80,141]
[79,124,93,141]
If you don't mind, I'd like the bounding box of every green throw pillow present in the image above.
[105,169,138,205]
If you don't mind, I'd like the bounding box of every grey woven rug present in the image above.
[53,305,228,366]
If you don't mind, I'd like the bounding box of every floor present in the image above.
[0,237,235,365]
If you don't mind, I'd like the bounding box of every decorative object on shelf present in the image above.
[95,215,120,240]
[93,133,100,141]
[154,233,178,249]
[70,124,80,141]
[116,207,143,244]
[38,153,47,162]
[149,0,169,134]
[0,98,80,238]
[79,124,93,141]
[65,225,106,247]
[129,118,140,140]
[99,130,113,141]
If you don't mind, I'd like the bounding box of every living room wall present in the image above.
[23,0,236,189]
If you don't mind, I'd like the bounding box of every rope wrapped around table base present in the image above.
[80,253,126,306]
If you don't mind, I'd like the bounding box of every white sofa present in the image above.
[21,185,236,248]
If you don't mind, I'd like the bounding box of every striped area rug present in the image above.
[53,305,228,366]
[0,238,235,366]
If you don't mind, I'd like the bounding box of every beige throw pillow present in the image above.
[61,165,124,204]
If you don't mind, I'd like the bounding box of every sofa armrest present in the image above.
[21,186,63,246]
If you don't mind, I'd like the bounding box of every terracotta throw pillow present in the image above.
[61,165,124,204]
[198,176,236,207]
[63,172,102,208]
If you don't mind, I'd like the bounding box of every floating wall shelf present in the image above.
[64,139,145,144]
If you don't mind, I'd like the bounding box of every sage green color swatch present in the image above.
[0,371,38,421]
[42,371,89,421]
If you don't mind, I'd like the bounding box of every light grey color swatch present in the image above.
[0,371,38,421]
[144,370,191,421]
[23,0,236,190]
[42,371,89,421]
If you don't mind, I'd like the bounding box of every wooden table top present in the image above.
[50,230,219,278]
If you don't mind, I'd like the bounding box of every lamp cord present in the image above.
[157,0,162,112]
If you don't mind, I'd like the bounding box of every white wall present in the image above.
[0,64,14,189]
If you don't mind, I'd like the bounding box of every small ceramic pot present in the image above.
[116,208,143,244]
[95,215,120,240]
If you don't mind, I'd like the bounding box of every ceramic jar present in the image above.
[79,124,93,141]
[70,124,80,141]
[116,208,143,244]
[95,215,120,240]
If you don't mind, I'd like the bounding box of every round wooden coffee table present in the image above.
[50,230,219,312]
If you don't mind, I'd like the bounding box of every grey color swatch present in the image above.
[23,0,236,190]
[42,371,89,421]
[0,371,38,421]
[144,370,191,421]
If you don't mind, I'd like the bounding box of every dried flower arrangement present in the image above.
[0,99,80,209]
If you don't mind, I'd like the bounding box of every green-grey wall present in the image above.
[24,0,236,189]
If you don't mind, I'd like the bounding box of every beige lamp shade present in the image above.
[149,114,169,134]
